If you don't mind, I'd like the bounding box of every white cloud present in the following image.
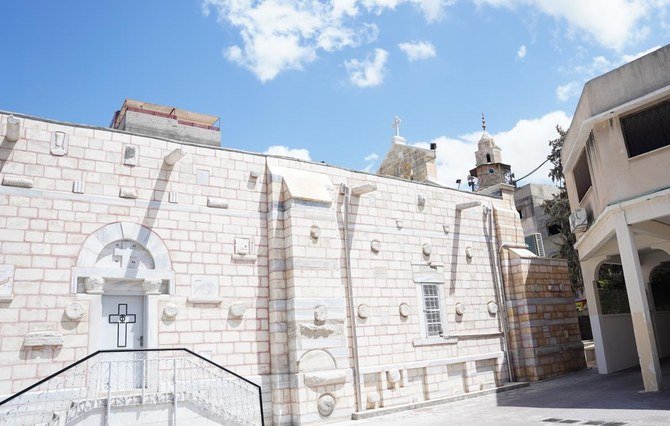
[474,0,659,50]
[516,44,527,59]
[202,0,456,81]
[264,145,312,161]
[398,41,437,61]
[556,81,582,101]
[363,152,380,172]
[415,110,572,188]
[345,48,389,87]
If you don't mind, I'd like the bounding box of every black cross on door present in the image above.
[108,303,137,347]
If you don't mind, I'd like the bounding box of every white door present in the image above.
[101,296,145,390]
[102,296,144,349]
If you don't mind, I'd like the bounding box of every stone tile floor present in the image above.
[336,360,670,425]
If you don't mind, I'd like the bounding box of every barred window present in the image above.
[573,149,592,202]
[421,283,443,337]
[621,99,670,158]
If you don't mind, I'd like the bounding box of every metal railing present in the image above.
[0,348,264,426]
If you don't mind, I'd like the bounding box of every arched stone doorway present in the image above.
[72,222,174,352]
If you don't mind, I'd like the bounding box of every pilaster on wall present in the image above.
[266,164,353,424]
[503,252,586,381]
[491,186,585,381]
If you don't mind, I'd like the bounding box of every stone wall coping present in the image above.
[358,350,504,374]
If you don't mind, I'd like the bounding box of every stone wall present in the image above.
[0,111,583,424]
[377,141,437,182]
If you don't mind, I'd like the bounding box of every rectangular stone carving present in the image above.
[168,191,178,203]
[2,176,33,188]
[72,180,84,194]
[207,197,228,209]
[187,275,222,304]
[24,331,63,347]
[50,131,68,156]
[119,188,138,199]
[124,144,137,166]
[0,265,15,302]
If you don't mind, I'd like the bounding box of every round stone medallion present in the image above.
[422,243,432,256]
[357,304,370,319]
[399,303,410,318]
[317,394,335,417]
[455,302,465,316]
[64,302,84,320]
[310,225,321,240]
[487,301,499,316]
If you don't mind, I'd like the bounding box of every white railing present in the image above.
[0,349,264,426]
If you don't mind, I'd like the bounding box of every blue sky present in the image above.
[1,1,669,187]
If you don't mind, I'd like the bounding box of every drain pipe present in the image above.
[483,205,515,383]
[340,183,376,413]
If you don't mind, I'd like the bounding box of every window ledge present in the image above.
[412,337,458,347]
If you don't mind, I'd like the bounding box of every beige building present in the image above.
[513,183,562,259]
[563,44,670,392]
[0,101,584,424]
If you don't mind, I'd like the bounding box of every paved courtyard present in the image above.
[337,361,670,425]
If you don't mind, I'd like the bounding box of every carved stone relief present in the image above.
[233,237,256,261]
[163,303,179,319]
[357,304,370,319]
[455,302,465,316]
[142,279,162,295]
[399,303,410,318]
[487,301,499,316]
[72,180,84,194]
[370,240,381,253]
[123,145,137,166]
[314,305,327,323]
[188,275,221,304]
[229,301,247,318]
[84,276,104,294]
[24,331,64,347]
[317,394,335,417]
[422,243,432,256]
[50,131,68,156]
[0,265,15,302]
[2,176,33,188]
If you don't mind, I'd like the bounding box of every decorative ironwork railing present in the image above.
[0,348,264,426]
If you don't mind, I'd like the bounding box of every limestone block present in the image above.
[207,197,228,209]
[0,265,15,302]
[119,188,138,199]
[84,276,104,294]
[2,176,33,188]
[163,303,179,319]
[143,279,162,295]
[366,391,380,409]
[370,240,381,253]
[387,369,401,385]
[357,304,370,319]
[229,301,247,318]
[72,180,84,194]
[123,144,137,166]
[317,394,335,417]
[303,370,346,387]
[5,115,20,142]
[64,302,84,320]
[399,303,410,318]
[50,131,68,156]
[24,331,63,347]
[314,305,327,323]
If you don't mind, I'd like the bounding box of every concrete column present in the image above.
[580,256,609,374]
[614,212,662,391]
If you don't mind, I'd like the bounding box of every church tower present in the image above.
[469,114,512,190]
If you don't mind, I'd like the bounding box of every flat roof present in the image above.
[111,99,220,129]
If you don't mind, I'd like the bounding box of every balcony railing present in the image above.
[0,348,264,425]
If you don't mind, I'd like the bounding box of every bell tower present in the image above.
[469,114,512,190]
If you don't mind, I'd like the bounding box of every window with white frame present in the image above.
[421,283,443,337]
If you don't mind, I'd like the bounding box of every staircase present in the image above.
[0,349,264,425]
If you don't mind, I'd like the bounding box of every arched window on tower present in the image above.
[486,153,491,163]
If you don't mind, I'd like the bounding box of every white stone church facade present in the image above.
[0,104,584,424]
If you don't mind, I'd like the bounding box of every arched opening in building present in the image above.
[486,153,491,163]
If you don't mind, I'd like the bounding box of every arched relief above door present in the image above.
[71,222,174,294]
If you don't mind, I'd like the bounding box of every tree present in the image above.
[542,126,584,294]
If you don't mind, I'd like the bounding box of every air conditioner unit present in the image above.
[524,233,545,257]
[569,208,589,233]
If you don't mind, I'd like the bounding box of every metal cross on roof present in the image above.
[481,113,487,132]
[392,116,402,137]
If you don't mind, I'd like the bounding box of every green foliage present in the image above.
[542,126,584,293]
